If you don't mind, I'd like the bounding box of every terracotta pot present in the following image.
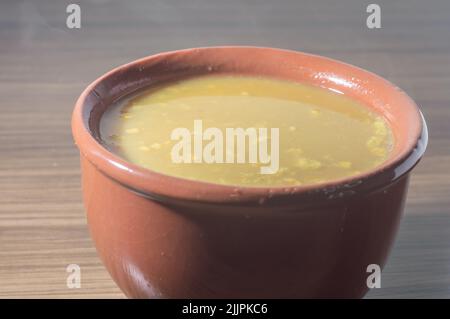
[72,47,427,298]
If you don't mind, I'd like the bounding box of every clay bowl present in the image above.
[72,47,427,298]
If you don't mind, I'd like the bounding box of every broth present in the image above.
[100,75,393,186]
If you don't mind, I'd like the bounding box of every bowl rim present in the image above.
[72,46,428,206]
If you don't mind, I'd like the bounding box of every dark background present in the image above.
[0,0,449,298]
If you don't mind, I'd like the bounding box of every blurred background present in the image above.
[0,0,449,298]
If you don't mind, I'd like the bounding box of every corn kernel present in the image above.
[125,128,139,134]
[337,161,352,169]
[297,158,322,169]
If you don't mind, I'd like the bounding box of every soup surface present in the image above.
[101,75,393,186]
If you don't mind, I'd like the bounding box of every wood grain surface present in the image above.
[0,0,449,298]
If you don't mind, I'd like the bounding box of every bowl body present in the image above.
[72,47,427,298]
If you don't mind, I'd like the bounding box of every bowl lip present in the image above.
[72,46,428,206]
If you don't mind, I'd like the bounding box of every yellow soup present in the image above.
[100,75,393,186]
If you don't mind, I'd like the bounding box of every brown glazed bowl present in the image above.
[72,47,427,298]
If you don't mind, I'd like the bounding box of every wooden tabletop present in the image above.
[1,0,449,298]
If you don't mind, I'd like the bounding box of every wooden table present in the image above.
[1,0,449,298]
